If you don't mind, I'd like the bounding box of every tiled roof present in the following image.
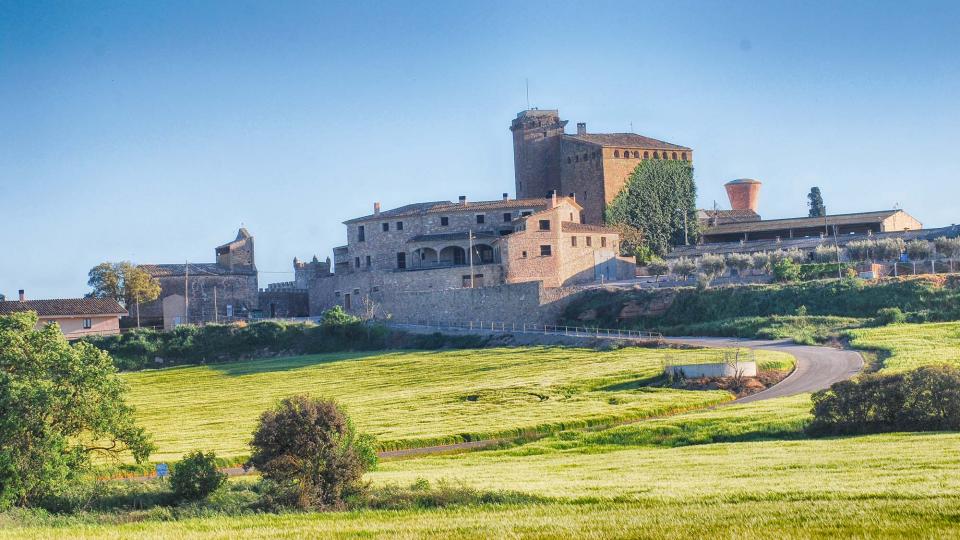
[140,263,257,277]
[561,222,619,234]
[703,210,906,236]
[345,197,578,224]
[565,133,690,151]
[698,209,762,225]
[0,298,127,317]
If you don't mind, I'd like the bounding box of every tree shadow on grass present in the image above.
[206,350,406,376]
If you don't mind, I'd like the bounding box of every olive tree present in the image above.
[646,259,670,284]
[698,254,726,278]
[671,258,697,280]
[726,253,752,276]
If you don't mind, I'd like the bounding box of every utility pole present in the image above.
[468,230,475,288]
[832,224,843,280]
[184,261,189,325]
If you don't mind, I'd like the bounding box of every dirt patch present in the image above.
[670,369,791,398]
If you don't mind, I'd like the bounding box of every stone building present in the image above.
[136,229,259,328]
[511,109,692,224]
[307,193,634,318]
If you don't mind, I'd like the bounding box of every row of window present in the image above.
[571,236,607,248]
[358,212,536,242]
[612,149,688,161]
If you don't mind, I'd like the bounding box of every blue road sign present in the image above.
[156,463,169,478]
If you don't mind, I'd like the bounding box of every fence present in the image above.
[387,319,663,341]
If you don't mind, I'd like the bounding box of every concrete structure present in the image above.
[0,290,127,339]
[724,179,761,213]
[512,109,692,224]
[702,209,922,244]
[137,229,259,328]
[307,194,634,319]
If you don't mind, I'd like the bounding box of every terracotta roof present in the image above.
[565,133,690,151]
[0,298,127,317]
[703,210,909,236]
[140,263,257,277]
[345,197,579,224]
[561,222,619,234]
[698,209,762,225]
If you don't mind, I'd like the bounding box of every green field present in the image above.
[124,347,792,462]
[847,320,960,372]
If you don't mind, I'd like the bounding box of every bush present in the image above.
[246,395,377,510]
[906,240,932,261]
[772,259,801,282]
[698,254,726,277]
[646,259,670,280]
[726,253,752,275]
[807,365,960,436]
[934,236,960,259]
[751,252,771,272]
[874,307,907,326]
[169,451,227,503]
[671,258,696,279]
[813,244,838,263]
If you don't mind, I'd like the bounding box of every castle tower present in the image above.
[510,109,567,199]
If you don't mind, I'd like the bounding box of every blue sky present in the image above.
[2,0,958,299]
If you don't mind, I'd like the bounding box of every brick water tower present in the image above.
[724,179,762,213]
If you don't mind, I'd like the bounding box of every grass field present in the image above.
[6,396,960,539]
[847,320,960,372]
[123,347,792,462]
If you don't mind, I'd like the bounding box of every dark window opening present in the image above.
[397,221,404,230]
[365,255,371,267]
[571,236,578,247]
[357,225,365,242]
[382,222,389,232]
[538,219,550,231]
[540,245,552,257]
[521,251,528,258]
[503,212,512,222]
[672,152,678,160]
[614,150,620,158]
[354,257,360,268]
[397,252,406,269]
[644,151,649,159]
[521,211,532,217]
[440,216,449,226]
[601,237,607,248]
[476,214,485,224]
[681,152,687,160]
[83,318,92,329]
[586,237,592,247]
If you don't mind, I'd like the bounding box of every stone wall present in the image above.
[135,273,259,327]
[511,110,567,199]
[560,139,606,224]
[258,290,309,318]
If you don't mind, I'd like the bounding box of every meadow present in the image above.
[847,320,960,372]
[123,346,792,462]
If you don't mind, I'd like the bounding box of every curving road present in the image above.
[662,337,863,403]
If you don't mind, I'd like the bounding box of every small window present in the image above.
[354,257,360,268]
[503,212,512,222]
[653,151,659,159]
[538,219,550,231]
[601,237,607,248]
[82,318,92,329]
[681,152,687,160]
[476,214,485,224]
[334,291,341,297]
[396,221,403,230]
[540,245,552,257]
[382,222,389,232]
[397,252,406,269]
[440,216,449,226]
[633,151,640,158]
[521,251,528,258]
[571,236,578,247]
[521,211,532,217]
[358,225,365,242]
[644,151,649,159]
[365,255,371,267]
[614,150,620,158]
[372,286,380,292]
[586,237,592,247]
[353,288,360,295]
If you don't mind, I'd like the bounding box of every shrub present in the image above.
[646,259,670,282]
[698,254,726,277]
[750,252,771,272]
[170,451,227,503]
[726,253,752,275]
[321,306,361,326]
[813,244,838,263]
[247,395,377,510]
[906,240,932,261]
[873,307,906,326]
[807,365,960,436]
[772,259,801,283]
[671,258,696,279]
[695,273,712,290]
[934,236,960,259]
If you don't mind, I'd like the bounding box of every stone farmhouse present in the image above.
[0,290,126,339]
[511,109,692,224]
[306,193,634,319]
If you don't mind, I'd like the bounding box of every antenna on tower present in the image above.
[525,78,530,109]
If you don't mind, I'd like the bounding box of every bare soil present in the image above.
[672,369,792,398]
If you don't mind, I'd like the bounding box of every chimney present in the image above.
[568,192,576,202]
[18,289,25,302]
[373,202,381,215]
[550,190,558,208]
[724,179,762,213]
[502,192,509,201]
[459,195,467,205]
[576,122,586,136]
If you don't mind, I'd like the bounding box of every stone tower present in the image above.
[510,109,567,199]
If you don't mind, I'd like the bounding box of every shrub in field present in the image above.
[247,395,377,510]
[772,259,801,283]
[807,365,960,436]
[874,307,906,326]
[170,451,227,503]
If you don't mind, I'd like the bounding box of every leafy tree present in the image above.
[772,258,801,282]
[807,187,826,217]
[934,236,960,258]
[170,450,227,502]
[247,395,377,510]
[0,312,153,509]
[750,252,771,272]
[646,259,670,284]
[698,254,726,278]
[813,244,838,264]
[906,240,931,261]
[87,262,161,327]
[605,160,700,256]
[726,253,752,275]
[671,258,696,280]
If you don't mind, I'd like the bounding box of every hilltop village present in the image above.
[2,107,944,333]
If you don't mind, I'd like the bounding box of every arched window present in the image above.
[672,152,678,160]
[614,150,620,158]
[643,151,649,159]
[633,151,640,158]
[681,152,687,160]
[652,151,659,159]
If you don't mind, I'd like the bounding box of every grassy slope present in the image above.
[848,320,960,372]
[9,396,960,539]
[123,347,791,462]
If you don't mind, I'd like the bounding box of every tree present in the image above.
[807,187,826,217]
[726,253,752,276]
[321,305,361,326]
[698,254,726,278]
[246,395,377,509]
[671,258,696,280]
[0,312,153,509]
[772,258,801,282]
[87,262,161,328]
[170,450,227,502]
[646,259,670,284]
[605,160,700,256]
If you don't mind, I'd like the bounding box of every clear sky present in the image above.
[2,0,958,299]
